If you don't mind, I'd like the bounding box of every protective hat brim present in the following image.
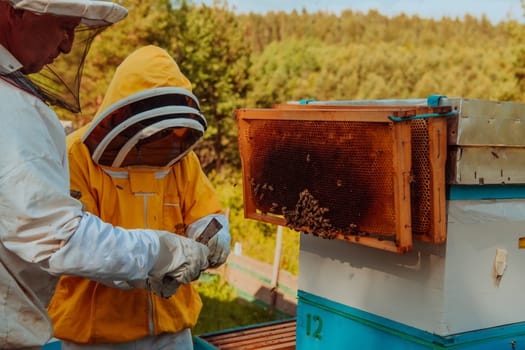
[82,87,207,168]
[8,0,128,26]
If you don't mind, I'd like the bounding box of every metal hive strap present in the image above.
[388,110,458,122]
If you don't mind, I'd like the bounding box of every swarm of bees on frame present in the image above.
[250,177,274,201]
[250,178,366,240]
[282,189,339,239]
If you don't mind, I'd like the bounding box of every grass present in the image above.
[193,273,286,335]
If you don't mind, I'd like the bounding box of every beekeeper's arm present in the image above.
[177,152,231,267]
[0,144,207,298]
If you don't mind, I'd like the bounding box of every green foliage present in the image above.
[247,35,519,106]
[193,273,281,335]
[247,38,322,106]
[171,0,252,173]
[75,0,176,124]
[240,9,523,105]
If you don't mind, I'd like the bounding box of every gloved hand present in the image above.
[186,214,231,268]
[148,230,210,298]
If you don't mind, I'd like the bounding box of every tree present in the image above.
[77,0,175,124]
[171,0,251,173]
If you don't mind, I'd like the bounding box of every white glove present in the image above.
[186,214,231,268]
[148,230,210,298]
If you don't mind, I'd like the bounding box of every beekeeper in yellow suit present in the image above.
[47,45,231,350]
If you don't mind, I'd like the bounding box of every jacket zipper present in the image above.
[137,192,155,336]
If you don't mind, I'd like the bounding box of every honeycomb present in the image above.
[242,118,399,238]
[410,119,432,237]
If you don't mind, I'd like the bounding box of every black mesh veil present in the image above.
[27,24,107,113]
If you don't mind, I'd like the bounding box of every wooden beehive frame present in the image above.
[236,108,414,253]
[272,104,448,244]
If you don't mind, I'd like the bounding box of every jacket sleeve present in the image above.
[0,91,161,281]
[46,211,160,280]
[0,93,81,264]
[177,152,225,225]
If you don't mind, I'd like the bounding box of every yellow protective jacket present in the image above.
[47,46,224,344]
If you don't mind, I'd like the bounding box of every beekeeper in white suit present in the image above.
[0,1,211,348]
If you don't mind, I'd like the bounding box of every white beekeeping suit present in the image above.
[0,2,210,348]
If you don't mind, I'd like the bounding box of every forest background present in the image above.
[59,0,525,278]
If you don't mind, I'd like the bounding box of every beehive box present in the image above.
[443,98,525,185]
[235,106,451,253]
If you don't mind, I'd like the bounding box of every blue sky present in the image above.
[195,0,524,24]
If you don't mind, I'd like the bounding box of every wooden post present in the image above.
[270,225,283,310]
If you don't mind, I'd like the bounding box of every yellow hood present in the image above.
[81,45,206,168]
[95,45,192,118]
